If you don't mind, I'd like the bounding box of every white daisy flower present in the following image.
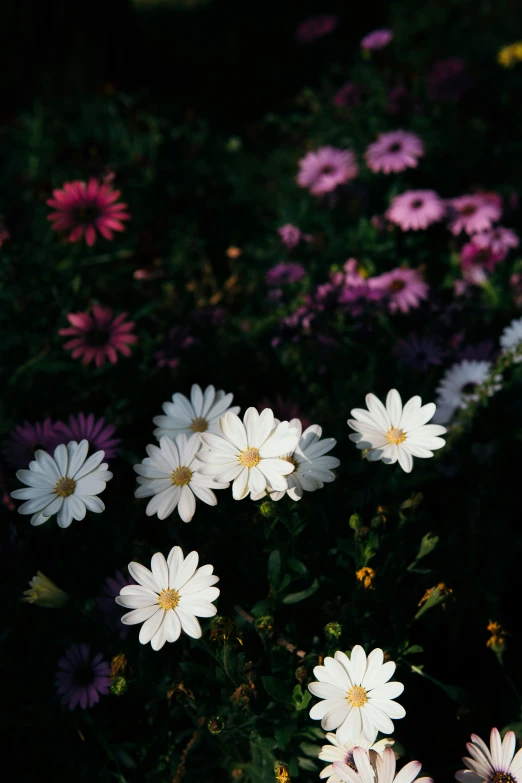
[500,316,522,362]
[433,360,495,424]
[308,646,405,746]
[11,440,112,528]
[347,390,446,474]
[333,746,432,783]
[456,728,522,783]
[251,418,340,502]
[196,407,299,500]
[116,546,219,651]
[134,434,228,522]
[319,731,395,783]
[153,383,240,441]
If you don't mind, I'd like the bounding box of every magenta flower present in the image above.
[297,146,359,195]
[296,14,338,44]
[265,262,306,286]
[471,226,519,256]
[447,195,502,235]
[277,224,312,249]
[55,644,111,710]
[333,82,364,109]
[360,28,393,51]
[426,57,473,102]
[59,305,138,368]
[386,189,445,230]
[365,130,424,174]
[47,178,130,247]
[372,267,429,313]
[154,326,199,369]
[337,258,385,316]
[97,571,136,638]
[55,413,121,460]
[460,242,504,274]
[2,418,61,469]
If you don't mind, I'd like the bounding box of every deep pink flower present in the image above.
[265,262,306,286]
[296,14,338,44]
[365,130,424,174]
[277,224,312,249]
[2,418,61,469]
[333,81,364,109]
[337,259,385,315]
[460,242,504,274]
[471,226,519,256]
[426,57,473,102]
[47,178,130,246]
[154,326,199,369]
[297,146,359,195]
[361,28,393,51]
[59,304,138,367]
[386,189,445,230]
[55,644,111,710]
[447,195,501,235]
[55,413,121,460]
[371,267,429,313]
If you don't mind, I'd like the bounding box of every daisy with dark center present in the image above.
[334,746,433,783]
[265,263,306,286]
[55,644,111,710]
[472,226,519,257]
[447,195,501,235]
[365,130,424,174]
[47,178,130,246]
[386,190,445,230]
[318,732,395,783]
[59,304,138,367]
[2,418,61,469]
[297,146,359,195]
[456,728,522,783]
[433,359,496,423]
[55,413,121,460]
[371,268,429,314]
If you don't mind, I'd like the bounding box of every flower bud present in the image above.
[207,715,225,734]
[110,676,127,696]
[324,621,343,641]
[22,572,68,608]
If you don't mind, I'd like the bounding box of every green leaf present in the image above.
[411,665,467,705]
[268,550,281,589]
[408,533,439,572]
[274,724,296,749]
[297,757,318,771]
[282,578,319,604]
[287,556,307,576]
[299,742,321,758]
[292,684,312,711]
[261,676,293,704]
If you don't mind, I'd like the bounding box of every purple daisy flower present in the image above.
[447,194,501,236]
[297,146,359,195]
[2,418,61,470]
[296,14,338,44]
[365,130,424,174]
[154,326,199,369]
[395,333,445,370]
[471,226,519,257]
[386,189,445,230]
[97,570,136,638]
[55,413,121,460]
[371,267,429,313]
[265,262,306,286]
[460,242,504,274]
[360,28,393,51]
[55,644,111,710]
[277,224,311,249]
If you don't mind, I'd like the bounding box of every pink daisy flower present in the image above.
[47,178,130,247]
[277,224,312,249]
[55,413,121,460]
[59,304,138,367]
[447,194,501,235]
[471,225,519,256]
[361,28,393,51]
[296,14,338,44]
[365,130,424,174]
[297,146,359,195]
[371,267,429,313]
[386,189,445,230]
[460,242,504,273]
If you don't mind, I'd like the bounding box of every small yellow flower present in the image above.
[22,571,68,608]
[418,582,453,609]
[356,566,376,590]
[274,762,291,782]
[486,620,507,648]
[497,42,522,68]
[227,245,242,259]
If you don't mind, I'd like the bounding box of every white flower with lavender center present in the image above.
[319,731,395,783]
[116,546,219,651]
[251,418,340,501]
[333,746,433,783]
[308,646,405,745]
[433,360,499,424]
[347,390,446,473]
[195,407,299,500]
[153,383,240,440]
[11,439,112,528]
[134,433,228,522]
[500,316,522,363]
[456,728,522,783]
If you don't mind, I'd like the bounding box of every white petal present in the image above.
[176,607,202,638]
[121,605,159,625]
[139,608,164,644]
[151,552,169,591]
[128,562,161,592]
[178,485,196,522]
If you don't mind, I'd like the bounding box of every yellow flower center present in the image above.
[386,427,406,445]
[171,466,192,486]
[54,477,76,497]
[239,447,261,468]
[282,455,297,468]
[346,685,368,707]
[490,774,516,783]
[190,416,208,433]
[158,588,180,611]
